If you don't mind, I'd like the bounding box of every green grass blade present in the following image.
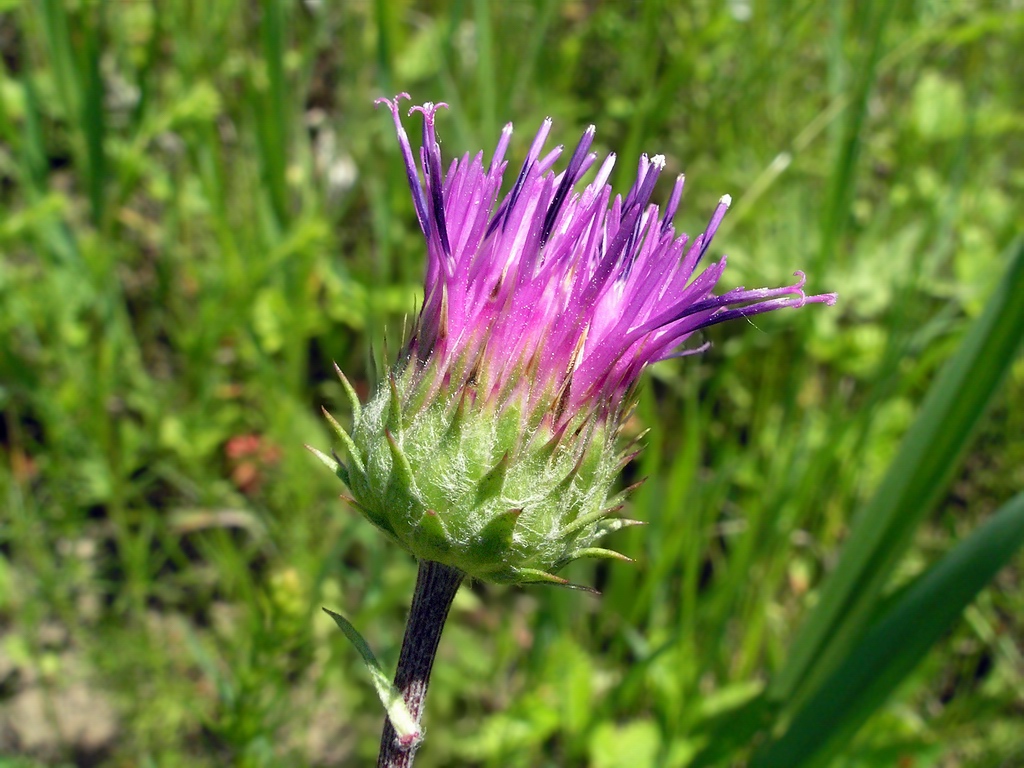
[752,490,1024,768]
[81,5,107,225]
[17,65,78,265]
[373,0,398,93]
[35,0,81,120]
[258,0,290,227]
[473,0,495,138]
[818,0,895,268]
[772,236,1024,705]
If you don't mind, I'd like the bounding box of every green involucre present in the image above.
[325,364,637,585]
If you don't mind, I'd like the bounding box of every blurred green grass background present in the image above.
[1,0,1022,766]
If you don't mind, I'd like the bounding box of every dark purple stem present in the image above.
[377,560,464,768]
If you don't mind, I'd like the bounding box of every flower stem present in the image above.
[377,559,464,768]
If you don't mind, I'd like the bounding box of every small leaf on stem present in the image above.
[323,607,421,748]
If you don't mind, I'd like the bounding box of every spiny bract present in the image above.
[312,362,638,585]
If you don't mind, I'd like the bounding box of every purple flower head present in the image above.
[376,94,836,428]
[311,97,837,585]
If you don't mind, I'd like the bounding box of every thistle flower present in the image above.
[316,94,835,587]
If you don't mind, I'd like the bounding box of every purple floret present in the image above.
[375,94,836,426]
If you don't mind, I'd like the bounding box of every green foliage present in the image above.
[754,489,1024,767]
[1,1,1021,766]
